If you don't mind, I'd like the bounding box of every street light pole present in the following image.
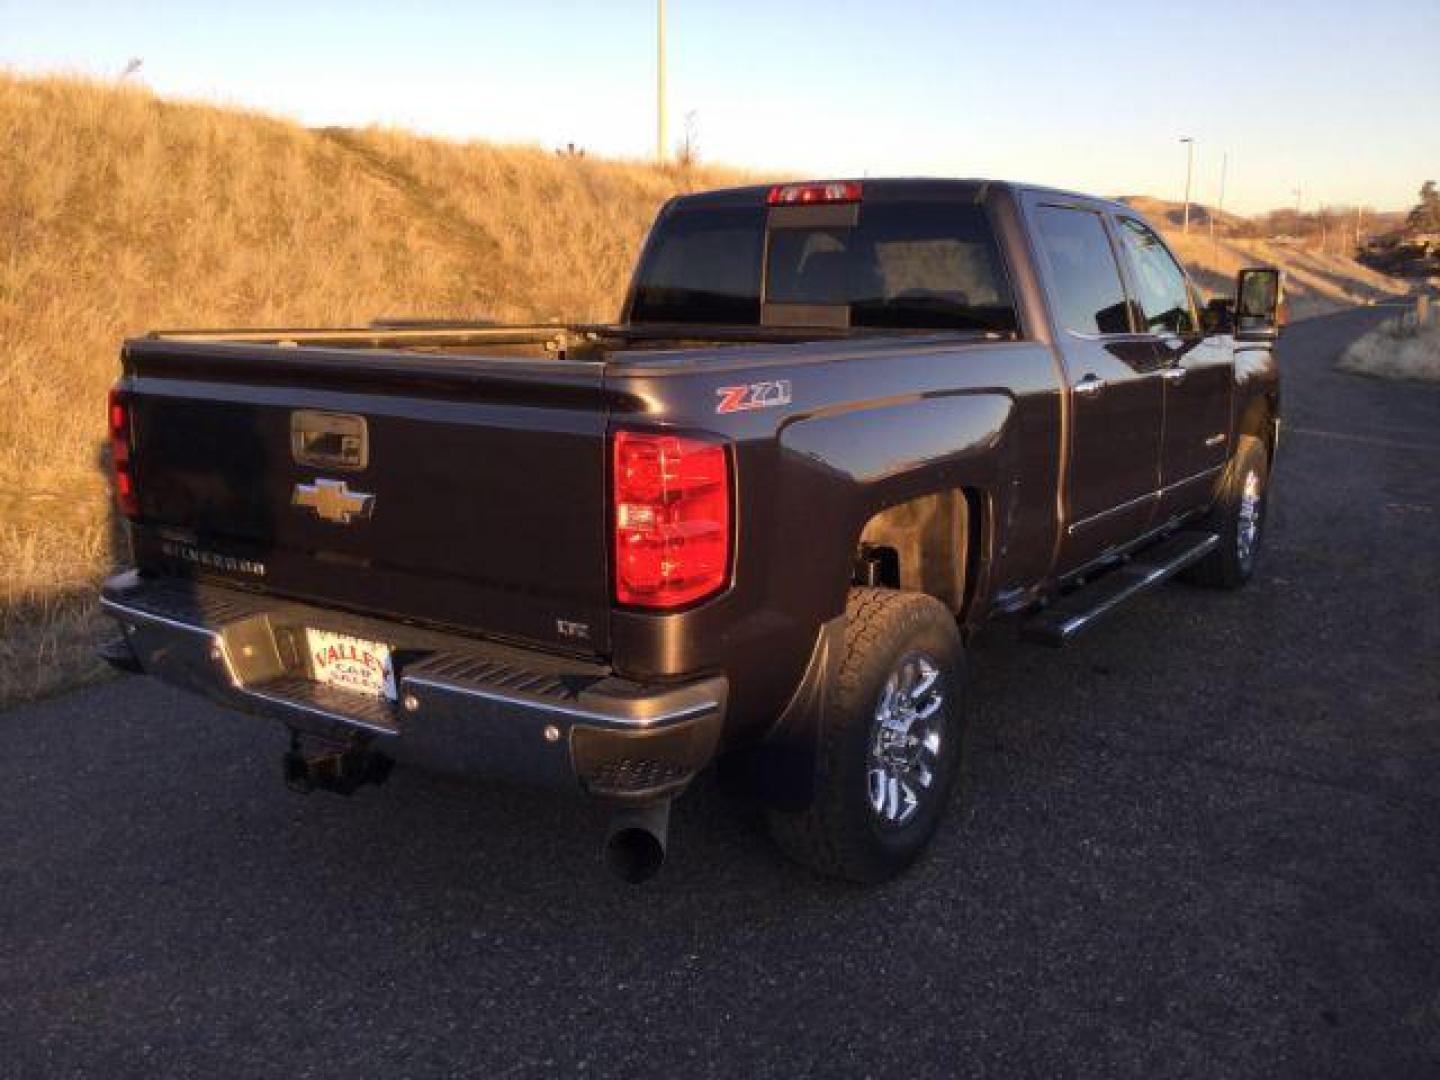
[656,0,667,164]
[1180,137,1195,234]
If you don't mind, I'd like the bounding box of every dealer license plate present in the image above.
[305,629,397,701]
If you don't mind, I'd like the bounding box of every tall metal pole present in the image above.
[1180,137,1194,234]
[1216,152,1228,219]
[656,0,667,163]
[1210,151,1228,258]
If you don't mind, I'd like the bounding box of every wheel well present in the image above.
[854,488,978,615]
[1240,393,1280,462]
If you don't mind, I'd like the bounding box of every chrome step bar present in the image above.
[1023,531,1220,647]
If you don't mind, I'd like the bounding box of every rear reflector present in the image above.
[108,386,139,519]
[766,180,863,206]
[612,431,731,608]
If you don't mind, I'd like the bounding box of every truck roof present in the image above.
[668,178,1134,215]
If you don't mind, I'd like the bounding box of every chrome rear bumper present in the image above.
[100,571,725,802]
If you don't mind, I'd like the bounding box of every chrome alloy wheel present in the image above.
[1237,468,1263,566]
[867,652,946,828]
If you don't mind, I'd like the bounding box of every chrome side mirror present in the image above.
[1235,267,1285,342]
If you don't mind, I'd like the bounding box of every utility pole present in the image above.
[1180,137,1194,234]
[1210,151,1228,258]
[1355,205,1364,253]
[656,0,667,164]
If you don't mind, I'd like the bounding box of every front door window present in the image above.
[1114,217,1196,335]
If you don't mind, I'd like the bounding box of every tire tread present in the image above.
[768,588,962,882]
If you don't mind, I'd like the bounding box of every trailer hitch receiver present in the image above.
[283,731,393,795]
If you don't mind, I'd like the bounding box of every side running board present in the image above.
[1023,531,1220,647]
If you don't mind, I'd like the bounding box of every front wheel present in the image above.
[1183,436,1270,589]
[767,588,966,883]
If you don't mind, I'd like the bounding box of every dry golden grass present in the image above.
[1161,231,1409,318]
[0,70,1409,706]
[1339,310,1440,382]
[0,71,743,705]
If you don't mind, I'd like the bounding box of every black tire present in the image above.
[767,588,966,883]
[1182,436,1270,590]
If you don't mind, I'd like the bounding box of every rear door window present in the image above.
[628,205,764,324]
[1031,205,1133,335]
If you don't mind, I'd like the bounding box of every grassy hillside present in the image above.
[0,72,743,703]
[1123,196,1409,318]
[0,71,1410,705]
[1341,311,1440,382]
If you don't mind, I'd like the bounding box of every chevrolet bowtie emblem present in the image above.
[292,478,375,524]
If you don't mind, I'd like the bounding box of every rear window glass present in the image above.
[768,203,1015,331]
[630,199,1016,332]
[627,205,764,324]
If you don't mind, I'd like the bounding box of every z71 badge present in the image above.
[716,379,792,414]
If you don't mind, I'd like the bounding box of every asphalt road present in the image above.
[4,306,1438,1079]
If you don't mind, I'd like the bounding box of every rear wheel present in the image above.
[767,588,965,883]
[1183,436,1270,589]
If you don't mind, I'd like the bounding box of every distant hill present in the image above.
[1119,196,1408,316]
[1119,194,1249,233]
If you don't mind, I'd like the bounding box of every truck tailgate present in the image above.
[122,341,615,656]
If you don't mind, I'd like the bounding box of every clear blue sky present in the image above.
[3,0,1436,214]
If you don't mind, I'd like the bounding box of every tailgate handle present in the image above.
[291,411,368,470]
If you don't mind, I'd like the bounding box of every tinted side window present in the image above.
[1032,206,1132,335]
[629,205,764,324]
[1115,217,1196,334]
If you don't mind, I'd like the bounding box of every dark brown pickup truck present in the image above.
[100,179,1285,883]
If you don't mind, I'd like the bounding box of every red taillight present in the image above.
[612,431,731,608]
[766,180,863,206]
[108,387,139,519]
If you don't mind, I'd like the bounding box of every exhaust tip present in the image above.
[602,801,671,884]
[605,827,666,884]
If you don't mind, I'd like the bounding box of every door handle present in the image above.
[291,410,369,469]
[1158,366,1187,382]
[1073,374,1107,397]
